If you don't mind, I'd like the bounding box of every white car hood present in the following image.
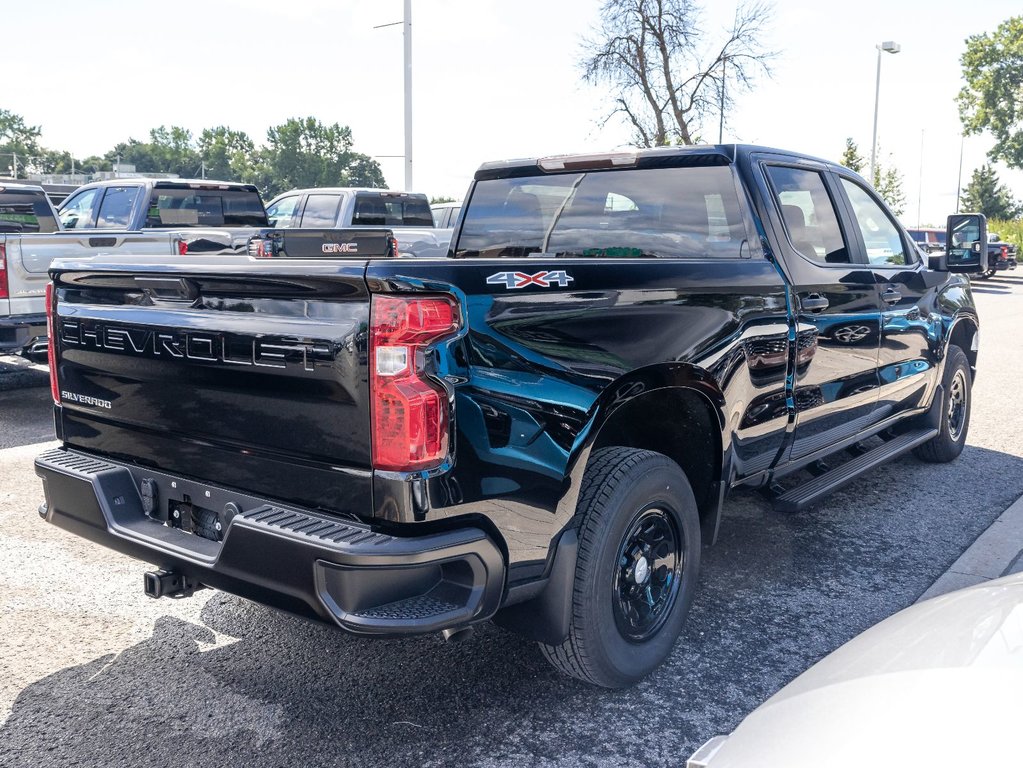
[707,574,1023,767]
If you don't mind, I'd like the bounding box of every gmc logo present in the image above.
[322,242,358,254]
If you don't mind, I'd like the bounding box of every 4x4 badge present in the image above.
[487,270,574,289]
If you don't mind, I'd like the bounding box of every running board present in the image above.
[775,428,938,513]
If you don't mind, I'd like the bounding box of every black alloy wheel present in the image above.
[612,507,683,643]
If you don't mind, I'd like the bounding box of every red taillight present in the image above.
[46,282,59,404]
[177,239,189,255]
[1001,245,1008,259]
[0,243,9,300]
[370,295,459,471]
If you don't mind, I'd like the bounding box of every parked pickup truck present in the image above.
[977,231,1017,279]
[265,187,451,257]
[35,145,983,688]
[0,183,61,353]
[0,178,269,357]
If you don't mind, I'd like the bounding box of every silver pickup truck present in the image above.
[1,178,269,356]
[264,187,452,257]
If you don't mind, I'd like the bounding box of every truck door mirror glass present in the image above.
[945,213,988,273]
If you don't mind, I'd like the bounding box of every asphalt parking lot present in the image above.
[2,274,1022,768]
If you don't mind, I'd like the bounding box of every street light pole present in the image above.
[870,40,901,185]
[403,0,413,192]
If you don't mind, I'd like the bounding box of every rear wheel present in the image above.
[914,345,972,463]
[540,447,701,688]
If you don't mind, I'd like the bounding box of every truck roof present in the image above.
[0,181,48,194]
[474,144,840,180]
[271,187,428,197]
[79,178,260,192]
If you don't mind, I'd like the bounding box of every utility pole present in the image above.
[403,0,412,191]
[12,152,17,179]
[374,2,414,191]
[955,136,965,213]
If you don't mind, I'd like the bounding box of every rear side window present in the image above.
[96,186,142,228]
[765,166,850,264]
[145,187,268,228]
[353,194,434,227]
[300,194,342,227]
[455,166,749,258]
[0,192,58,233]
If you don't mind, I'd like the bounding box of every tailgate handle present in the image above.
[134,276,199,301]
[89,237,117,247]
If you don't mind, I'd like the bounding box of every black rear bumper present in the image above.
[35,448,505,635]
[0,312,46,354]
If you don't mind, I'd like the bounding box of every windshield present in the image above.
[145,187,267,228]
[454,166,748,259]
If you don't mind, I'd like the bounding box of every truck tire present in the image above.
[539,447,701,688]
[914,345,972,463]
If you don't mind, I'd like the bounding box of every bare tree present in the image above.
[583,0,774,147]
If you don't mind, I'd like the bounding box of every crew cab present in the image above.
[35,145,983,688]
[265,187,451,257]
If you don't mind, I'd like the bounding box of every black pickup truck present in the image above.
[35,145,983,688]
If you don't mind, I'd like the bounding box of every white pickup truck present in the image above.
[264,187,452,257]
[1,178,269,357]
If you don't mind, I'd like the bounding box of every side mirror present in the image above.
[928,252,946,271]
[945,213,988,273]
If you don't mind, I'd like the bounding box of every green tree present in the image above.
[582,0,774,147]
[958,16,1023,168]
[198,126,256,181]
[430,196,456,204]
[105,126,202,177]
[837,139,905,216]
[840,137,865,173]
[0,108,43,177]
[254,117,385,198]
[960,163,1021,219]
[873,162,906,217]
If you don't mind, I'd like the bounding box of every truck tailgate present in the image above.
[52,262,372,515]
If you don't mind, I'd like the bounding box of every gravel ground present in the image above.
[1,275,1021,767]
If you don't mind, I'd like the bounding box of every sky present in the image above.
[2,0,1020,226]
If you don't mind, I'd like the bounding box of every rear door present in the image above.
[758,160,883,461]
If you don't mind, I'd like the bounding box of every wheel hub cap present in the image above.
[633,556,650,584]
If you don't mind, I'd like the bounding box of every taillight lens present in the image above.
[1001,245,1008,259]
[46,282,59,404]
[177,239,189,255]
[370,295,459,471]
[0,243,9,300]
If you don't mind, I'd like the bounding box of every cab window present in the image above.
[840,179,916,267]
[765,166,850,264]
[266,195,301,228]
[96,186,142,229]
[58,188,100,230]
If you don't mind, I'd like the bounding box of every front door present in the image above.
[836,175,938,414]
